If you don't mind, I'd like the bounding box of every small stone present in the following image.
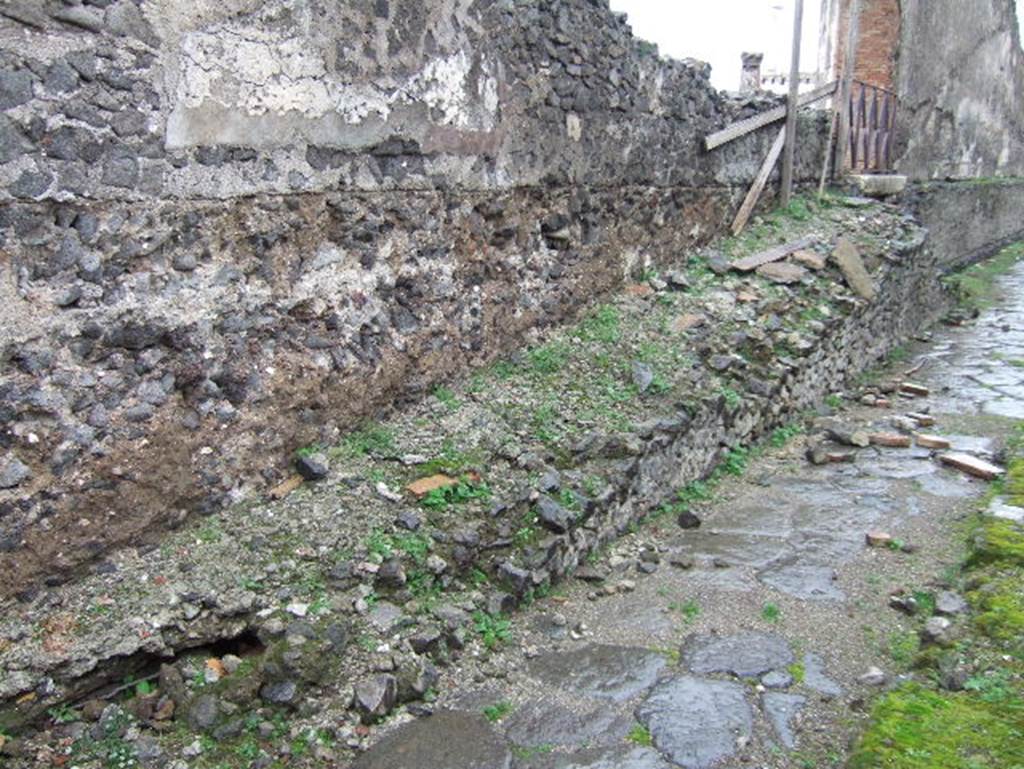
[286,602,310,618]
[425,554,447,575]
[668,552,695,569]
[260,680,298,705]
[935,591,967,616]
[0,456,31,489]
[888,593,919,615]
[395,510,422,531]
[805,441,829,465]
[922,616,953,645]
[756,261,807,284]
[677,511,701,529]
[574,565,608,583]
[375,482,403,502]
[665,270,690,290]
[761,670,793,689]
[708,355,733,372]
[792,249,826,270]
[354,675,398,723]
[408,625,443,655]
[632,361,655,393]
[187,695,220,731]
[376,559,407,588]
[536,495,574,534]
[859,667,887,686]
[295,453,328,481]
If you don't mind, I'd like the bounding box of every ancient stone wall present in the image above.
[0,0,830,595]
[896,0,1024,178]
[905,179,1024,270]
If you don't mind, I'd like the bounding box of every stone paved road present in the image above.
[352,261,1024,769]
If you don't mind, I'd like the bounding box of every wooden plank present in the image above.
[407,473,456,497]
[268,474,304,500]
[939,453,1004,481]
[729,235,814,271]
[730,126,787,236]
[704,81,836,151]
[780,0,804,208]
[835,0,862,173]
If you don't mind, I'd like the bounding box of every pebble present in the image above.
[859,667,887,686]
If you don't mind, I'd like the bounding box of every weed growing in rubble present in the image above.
[761,602,781,623]
[420,477,491,510]
[482,702,513,722]
[720,387,742,409]
[473,611,512,649]
[433,385,461,411]
[770,423,804,447]
[627,723,653,746]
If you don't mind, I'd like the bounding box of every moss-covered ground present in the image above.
[847,424,1024,769]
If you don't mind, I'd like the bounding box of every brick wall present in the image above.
[835,0,901,90]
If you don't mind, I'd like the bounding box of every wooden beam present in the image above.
[780,0,805,208]
[835,0,862,175]
[817,98,839,197]
[729,236,814,272]
[730,126,787,236]
[704,81,835,152]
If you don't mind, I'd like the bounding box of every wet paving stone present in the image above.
[515,745,672,769]
[762,692,806,749]
[802,652,843,697]
[756,562,846,601]
[351,710,512,769]
[681,631,794,676]
[636,676,752,769]
[501,700,631,750]
[526,645,667,703]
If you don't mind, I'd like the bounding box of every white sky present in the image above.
[610,1,1024,92]
[609,0,824,92]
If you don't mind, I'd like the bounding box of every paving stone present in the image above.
[757,563,845,601]
[760,670,793,689]
[681,631,793,677]
[935,590,967,616]
[351,710,511,769]
[501,701,630,749]
[636,676,752,769]
[526,645,666,703]
[761,692,806,749]
[802,653,843,697]
[516,745,672,769]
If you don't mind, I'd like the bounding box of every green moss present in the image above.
[1007,457,1024,506]
[967,518,1024,568]
[969,570,1024,645]
[847,684,1024,769]
[627,723,653,747]
[947,241,1024,310]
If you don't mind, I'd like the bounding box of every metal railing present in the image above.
[847,80,898,173]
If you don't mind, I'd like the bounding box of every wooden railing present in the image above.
[847,80,898,173]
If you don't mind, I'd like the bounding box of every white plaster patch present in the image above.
[170,15,499,146]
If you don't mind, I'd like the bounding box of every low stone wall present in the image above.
[904,179,1024,270]
[508,230,946,585]
[0,202,953,736]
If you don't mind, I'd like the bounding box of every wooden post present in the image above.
[779,0,804,208]
[835,0,862,176]
[732,126,786,236]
